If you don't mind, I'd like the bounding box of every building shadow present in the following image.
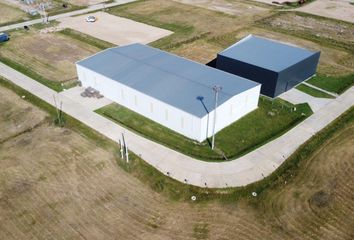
[196,96,211,147]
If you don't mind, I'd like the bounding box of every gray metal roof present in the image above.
[219,35,319,72]
[77,43,259,118]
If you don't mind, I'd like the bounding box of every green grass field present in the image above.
[96,98,312,161]
[296,84,335,98]
[307,74,354,94]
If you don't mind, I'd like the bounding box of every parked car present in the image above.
[0,32,9,43]
[86,16,96,23]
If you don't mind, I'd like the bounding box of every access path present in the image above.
[0,62,353,188]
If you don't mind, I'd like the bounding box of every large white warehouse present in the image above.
[76,44,261,142]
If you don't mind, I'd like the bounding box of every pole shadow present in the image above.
[196,96,212,148]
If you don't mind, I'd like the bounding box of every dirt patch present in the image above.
[297,0,354,24]
[0,29,101,82]
[309,190,332,208]
[0,86,47,143]
[58,11,173,45]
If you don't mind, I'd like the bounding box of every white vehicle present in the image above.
[86,16,96,22]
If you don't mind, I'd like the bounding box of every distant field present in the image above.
[106,0,273,61]
[258,12,354,54]
[0,28,101,91]
[107,0,354,82]
[0,78,353,240]
[0,2,27,26]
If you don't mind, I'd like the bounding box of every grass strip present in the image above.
[296,84,335,98]
[307,74,354,94]
[58,28,116,50]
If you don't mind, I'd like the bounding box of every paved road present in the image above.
[0,62,353,188]
[0,0,136,32]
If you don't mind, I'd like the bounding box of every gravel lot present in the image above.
[58,11,173,46]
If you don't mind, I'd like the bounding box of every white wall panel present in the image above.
[77,64,260,142]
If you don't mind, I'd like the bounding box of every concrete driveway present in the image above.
[58,11,173,45]
[59,86,112,111]
[279,88,333,112]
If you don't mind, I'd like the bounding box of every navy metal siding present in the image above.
[216,54,278,97]
[275,52,320,97]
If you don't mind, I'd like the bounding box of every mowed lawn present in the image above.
[307,73,354,94]
[96,98,312,161]
[0,28,102,91]
[0,2,27,26]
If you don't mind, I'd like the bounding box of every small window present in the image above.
[230,104,233,116]
[134,95,138,106]
[181,117,184,128]
[150,102,154,113]
[121,89,124,100]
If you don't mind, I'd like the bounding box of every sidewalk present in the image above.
[0,0,136,32]
[0,62,353,188]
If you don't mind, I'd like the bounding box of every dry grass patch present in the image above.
[173,0,271,16]
[0,29,101,84]
[258,12,354,53]
[170,39,223,64]
[0,2,27,26]
[0,86,47,143]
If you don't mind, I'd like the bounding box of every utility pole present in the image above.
[211,85,222,150]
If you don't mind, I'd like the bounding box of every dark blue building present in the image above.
[216,35,320,98]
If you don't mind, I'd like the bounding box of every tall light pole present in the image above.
[211,85,222,150]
